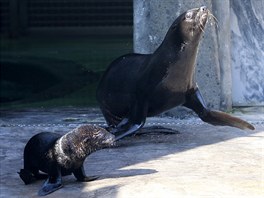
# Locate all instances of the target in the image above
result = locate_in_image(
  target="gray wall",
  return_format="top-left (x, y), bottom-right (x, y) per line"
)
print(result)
top-left (231, 0), bottom-right (264, 106)
top-left (133, 0), bottom-right (264, 112)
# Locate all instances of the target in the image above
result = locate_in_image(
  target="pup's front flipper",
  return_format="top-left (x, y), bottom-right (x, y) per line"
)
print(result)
top-left (82, 176), bottom-right (100, 182)
top-left (38, 176), bottom-right (62, 196)
top-left (73, 166), bottom-right (99, 182)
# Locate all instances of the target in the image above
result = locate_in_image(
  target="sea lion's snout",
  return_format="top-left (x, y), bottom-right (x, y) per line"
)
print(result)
top-left (193, 6), bottom-right (209, 31)
top-left (198, 6), bottom-right (208, 19)
top-left (77, 125), bottom-right (116, 148)
top-left (99, 131), bottom-right (116, 147)
top-left (103, 135), bottom-right (116, 146)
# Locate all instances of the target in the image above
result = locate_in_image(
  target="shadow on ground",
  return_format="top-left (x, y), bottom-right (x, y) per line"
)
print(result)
top-left (0, 108), bottom-right (263, 197)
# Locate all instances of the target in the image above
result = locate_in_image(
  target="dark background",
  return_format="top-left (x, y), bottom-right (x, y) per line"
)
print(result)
top-left (0, 0), bottom-right (133, 108)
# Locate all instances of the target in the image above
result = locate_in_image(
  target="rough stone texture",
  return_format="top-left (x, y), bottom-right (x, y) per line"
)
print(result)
top-left (0, 108), bottom-right (264, 197)
top-left (231, 0), bottom-right (264, 106)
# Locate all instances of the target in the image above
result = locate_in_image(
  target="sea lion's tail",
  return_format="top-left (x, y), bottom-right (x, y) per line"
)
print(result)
top-left (201, 110), bottom-right (255, 130)
top-left (18, 169), bottom-right (35, 185)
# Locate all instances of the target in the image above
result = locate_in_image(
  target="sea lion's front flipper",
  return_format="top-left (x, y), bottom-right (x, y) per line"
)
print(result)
top-left (184, 87), bottom-right (255, 130)
top-left (38, 167), bottom-right (62, 196)
top-left (38, 178), bottom-right (63, 196)
top-left (112, 99), bottom-right (148, 140)
top-left (73, 166), bottom-right (99, 182)
top-left (38, 177), bottom-right (62, 196)
top-left (113, 122), bottom-right (145, 141)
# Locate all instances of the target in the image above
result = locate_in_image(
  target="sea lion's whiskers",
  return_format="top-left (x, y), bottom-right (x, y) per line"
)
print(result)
top-left (208, 11), bottom-right (218, 29)
top-left (195, 11), bottom-right (201, 23)
top-left (209, 11), bottom-right (218, 23)
top-left (198, 17), bottom-right (205, 33)
top-left (199, 25), bottom-right (205, 33)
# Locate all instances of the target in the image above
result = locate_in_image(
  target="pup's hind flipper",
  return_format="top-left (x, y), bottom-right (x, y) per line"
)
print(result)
top-left (18, 169), bottom-right (35, 185)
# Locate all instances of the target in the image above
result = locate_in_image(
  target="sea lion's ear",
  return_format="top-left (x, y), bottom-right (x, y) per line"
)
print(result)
top-left (84, 137), bottom-right (90, 143)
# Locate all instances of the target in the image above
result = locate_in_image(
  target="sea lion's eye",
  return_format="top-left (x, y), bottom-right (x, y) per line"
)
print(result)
top-left (185, 12), bottom-right (193, 20)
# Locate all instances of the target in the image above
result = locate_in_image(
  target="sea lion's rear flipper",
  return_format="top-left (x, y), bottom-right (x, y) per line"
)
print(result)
top-left (18, 169), bottom-right (48, 185)
top-left (184, 87), bottom-right (254, 130)
top-left (18, 169), bottom-right (35, 185)
top-left (38, 166), bottom-right (62, 196)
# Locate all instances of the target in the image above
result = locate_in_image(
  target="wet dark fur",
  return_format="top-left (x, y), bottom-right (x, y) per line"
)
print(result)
top-left (18, 125), bottom-right (115, 196)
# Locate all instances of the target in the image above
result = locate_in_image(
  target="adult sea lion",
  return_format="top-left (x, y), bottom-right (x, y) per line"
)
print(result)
top-left (96, 6), bottom-right (254, 139)
top-left (18, 125), bottom-right (115, 196)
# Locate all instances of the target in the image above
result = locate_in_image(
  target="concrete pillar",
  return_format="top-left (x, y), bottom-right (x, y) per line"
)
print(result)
top-left (212, 0), bottom-right (232, 111)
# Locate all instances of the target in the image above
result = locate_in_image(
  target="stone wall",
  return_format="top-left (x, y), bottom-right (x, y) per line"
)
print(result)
top-left (133, 0), bottom-right (263, 114)
top-left (231, 0), bottom-right (264, 106)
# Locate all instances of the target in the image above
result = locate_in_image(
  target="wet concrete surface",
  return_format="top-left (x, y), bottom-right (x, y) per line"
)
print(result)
top-left (0, 108), bottom-right (263, 198)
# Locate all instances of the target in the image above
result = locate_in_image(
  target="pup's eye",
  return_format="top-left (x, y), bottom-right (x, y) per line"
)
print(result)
top-left (185, 12), bottom-right (193, 19)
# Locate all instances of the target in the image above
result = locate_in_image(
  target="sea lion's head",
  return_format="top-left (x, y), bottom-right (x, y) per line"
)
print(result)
top-left (165, 6), bottom-right (210, 46)
top-left (78, 125), bottom-right (116, 149)
top-left (64, 125), bottom-right (115, 158)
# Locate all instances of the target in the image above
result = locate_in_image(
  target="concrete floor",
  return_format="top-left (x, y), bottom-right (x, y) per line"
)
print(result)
top-left (0, 108), bottom-right (263, 198)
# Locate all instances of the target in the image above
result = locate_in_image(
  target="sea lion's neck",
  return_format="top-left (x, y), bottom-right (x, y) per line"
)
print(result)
top-left (155, 41), bottom-right (200, 90)
top-left (156, 39), bottom-right (199, 69)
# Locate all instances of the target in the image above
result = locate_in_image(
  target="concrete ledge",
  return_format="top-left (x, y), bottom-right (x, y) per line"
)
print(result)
top-left (0, 108), bottom-right (263, 197)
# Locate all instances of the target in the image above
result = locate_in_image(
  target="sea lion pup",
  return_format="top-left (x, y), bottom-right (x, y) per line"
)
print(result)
top-left (18, 125), bottom-right (115, 196)
top-left (96, 6), bottom-right (254, 139)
